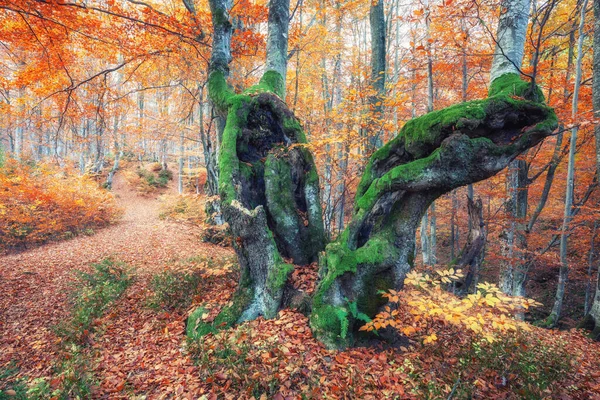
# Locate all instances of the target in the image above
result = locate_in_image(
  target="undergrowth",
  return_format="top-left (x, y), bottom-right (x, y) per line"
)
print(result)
top-left (0, 160), bottom-right (121, 251)
top-left (188, 328), bottom-right (286, 398)
top-left (401, 331), bottom-right (574, 399)
top-left (158, 194), bottom-right (206, 224)
top-left (124, 164), bottom-right (173, 195)
top-left (147, 270), bottom-right (203, 311)
top-left (54, 259), bottom-right (133, 344)
top-left (148, 256), bottom-right (236, 312)
top-left (41, 259), bottom-right (132, 399)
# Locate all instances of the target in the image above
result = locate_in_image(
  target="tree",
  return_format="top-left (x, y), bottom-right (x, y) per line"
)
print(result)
top-left (582, 0), bottom-right (600, 339)
top-left (547, 0), bottom-right (589, 327)
top-left (185, 0), bottom-right (559, 348)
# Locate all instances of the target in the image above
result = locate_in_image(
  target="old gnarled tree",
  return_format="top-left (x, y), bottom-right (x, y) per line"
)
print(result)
top-left (187, 0), bottom-right (558, 348)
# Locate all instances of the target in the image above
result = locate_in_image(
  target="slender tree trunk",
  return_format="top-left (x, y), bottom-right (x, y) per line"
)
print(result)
top-left (178, 128), bottom-right (185, 194)
top-left (585, 222), bottom-right (597, 316)
top-left (582, 0), bottom-right (600, 338)
top-left (490, 0), bottom-right (531, 82)
top-left (266, 0), bottom-right (290, 97)
top-left (458, 197), bottom-right (486, 294)
top-left (368, 0), bottom-right (385, 152)
top-left (420, 211), bottom-right (430, 265)
top-left (500, 159), bottom-right (528, 304)
top-left (548, 0), bottom-right (588, 327)
top-left (106, 114), bottom-right (121, 190)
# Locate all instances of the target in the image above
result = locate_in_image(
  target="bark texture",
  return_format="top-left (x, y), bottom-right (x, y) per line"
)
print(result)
top-left (490, 0), bottom-right (531, 81)
top-left (457, 196), bottom-right (486, 294)
top-left (310, 74), bottom-right (557, 347)
top-left (192, 70), bottom-right (325, 333)
top-left (368, 0), bottom-right (386, 151)
top-left (265, 0), bottom-right (290, 94)
top-left (585, 0), bottom-right (600, 338)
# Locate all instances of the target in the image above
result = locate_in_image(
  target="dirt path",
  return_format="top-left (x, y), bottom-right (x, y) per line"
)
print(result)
top-left (0, 173), bottom-right (233, 398)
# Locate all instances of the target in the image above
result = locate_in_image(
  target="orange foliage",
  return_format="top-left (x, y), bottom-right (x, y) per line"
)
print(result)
top-left (0, 160), bottom-right (121, 251)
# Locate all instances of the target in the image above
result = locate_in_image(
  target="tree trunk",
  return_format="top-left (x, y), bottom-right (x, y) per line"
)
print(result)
top-left (368, 0), bottom-right (385, 152)
top-left (457, 196), bottom-right (486, 294)
top-left (191, 0), bottom-right (558, 349)
top-left (311, 78), bottom-right (557, 347)
top-left (187, 0), bottom-right (326, 336)
top-left (490, 0), bottom-right (531, 82)
top-left (582, 0), bottom-right (600, 338)
top-left (547, 0), bottom-right (588, 327)
top-left (499, 159), bottom-right (528, 302)
top-left (265, 0), bottom-right (290, 97)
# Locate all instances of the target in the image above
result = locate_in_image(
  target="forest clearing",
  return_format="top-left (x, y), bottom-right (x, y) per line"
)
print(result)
top-left (2, 0), bottom-right (600, 398)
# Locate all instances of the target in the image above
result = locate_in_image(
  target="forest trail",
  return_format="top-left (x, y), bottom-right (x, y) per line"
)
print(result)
top-left (0, 172), bottom-right (233, 398)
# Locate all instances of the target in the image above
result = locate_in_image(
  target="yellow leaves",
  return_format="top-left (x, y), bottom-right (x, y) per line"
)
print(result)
top-left (401, 326), bottom-right (417, 336)
top-left (368, 266), bottom-right (544, 349)
top-left (423, 333), bottom-right (437, 344)
top-left (483, 294), bottom-right (500, 307)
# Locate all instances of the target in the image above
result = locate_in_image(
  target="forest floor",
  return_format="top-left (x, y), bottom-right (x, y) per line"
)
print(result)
top-left (2, 173), bottom-right (600, 399)
top-left (0, 173), bottom-right (234, 398)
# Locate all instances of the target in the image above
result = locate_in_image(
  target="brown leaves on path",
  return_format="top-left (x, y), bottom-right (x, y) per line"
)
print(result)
top-left (0, 173), bottom-right (232, 397)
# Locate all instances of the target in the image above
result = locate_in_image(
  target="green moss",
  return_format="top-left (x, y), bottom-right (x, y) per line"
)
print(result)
top-left (400, 100), bottom-right (487, 153)
top-left (310, 305), bottom-right (348, 338)
top-left (283, 116), bottom-right (308, 143)
top-left (264, 153), bottom-right (297, 224)
top-left (356, 273), bottom-right (391, 319)
top-left (356, 149), bottom-right (442, 212)
top-left (488, 73), bottom-right (544, 101)
top-left (265, 229), bottom-right (295, 296)
top-left (208, 70), bottom-right (234, 111)
top-left (187, 269), bottom-right (254, 339)
top-left (310, 228), bottom-right (399, 345)
top-left (258, 70), bottom-right (285, 97)
top-left (242, 71), bottom-right (285, 98)
top-left (218, 99), bottom-right (250, 204)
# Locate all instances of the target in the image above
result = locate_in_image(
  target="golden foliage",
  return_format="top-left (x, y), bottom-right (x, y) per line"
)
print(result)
top-left (0, 160), bottom-right (121, 250)
top-left (360, 268), bottom-right (542, 345)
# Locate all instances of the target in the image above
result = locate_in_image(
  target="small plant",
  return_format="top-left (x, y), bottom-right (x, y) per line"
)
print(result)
top-left (158, 194), bottom-right (206, 224)
top-left (189, 328), bottom-right (281, 397)
top-left (0, 364), bottom-right (28, 400)
top-left (449, 333), bottom-right (574, 399)
top-left (147, 270), bottom-right (203, 311)
top-left (42, 259), bottom-right (132, 399)
top-left (55, 259), bottom-right (132, 345)
top-left (361, 268), bottom-right (541, 344)
top-left (128, 166), bottom-right (172, 194)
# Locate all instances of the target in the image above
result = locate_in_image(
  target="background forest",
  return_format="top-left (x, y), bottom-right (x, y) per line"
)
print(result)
top-left (1, 0), bottom-right (600, 398)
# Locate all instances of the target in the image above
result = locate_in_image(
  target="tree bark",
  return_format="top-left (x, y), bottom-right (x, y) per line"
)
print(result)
top-left (265, 0), bottom-right (290, 97)
top-left (490, 0), bottom-right (531, 81)
top-left (311, 78), bottom-right (557, 347)
top-left (547, 0), bottom-right (588, 327)
top-left (499, 159), bottom-right (528, 302)
top-left (582, 0), bottom-right (600, 338)
top-left (457, 196), bottom-right (486, 294)
top-left (187, 0), bottom-right (326, 336)
top-left (192, 0), bottom-right (558, 349)
top-left (368, 0), bottom-right (386, 152)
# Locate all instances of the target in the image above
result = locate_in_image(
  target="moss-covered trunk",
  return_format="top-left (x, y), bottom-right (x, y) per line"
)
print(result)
top-left (187, 71), bottom-right (326, 338)
top-left (310, 74), bottom-right (557, 348)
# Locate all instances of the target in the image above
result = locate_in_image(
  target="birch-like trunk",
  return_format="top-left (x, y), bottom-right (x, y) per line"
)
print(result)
top-left (582, 0), bottom-right (600, 338)
top-left (490, 0), bottom-right (531, 82)
top-left (547, 0), bottom-right (588, 327)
